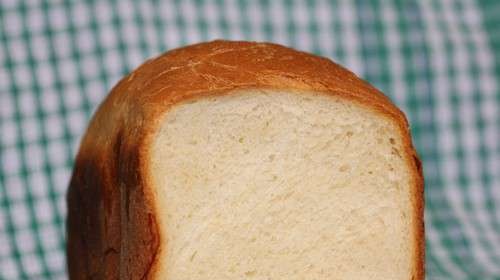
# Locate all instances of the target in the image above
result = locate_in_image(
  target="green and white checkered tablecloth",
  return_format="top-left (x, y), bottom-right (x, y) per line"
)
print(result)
top-left (1, 0), bottom-right (499, 279)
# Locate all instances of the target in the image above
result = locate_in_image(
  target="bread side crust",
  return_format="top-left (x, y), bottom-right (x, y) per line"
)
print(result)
top-left (67, 40), bottom-right (424, 279)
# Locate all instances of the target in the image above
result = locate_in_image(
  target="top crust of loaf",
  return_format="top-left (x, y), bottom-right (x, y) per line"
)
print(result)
top-left (66, 40), bottom-right (424, 279)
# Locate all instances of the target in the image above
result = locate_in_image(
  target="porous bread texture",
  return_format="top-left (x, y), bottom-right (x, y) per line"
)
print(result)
top-left (150, 89), bottom-right (413, 279)
top-left (66, 40), bottom-right (423, 280)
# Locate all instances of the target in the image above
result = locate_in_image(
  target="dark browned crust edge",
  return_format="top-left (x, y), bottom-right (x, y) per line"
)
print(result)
top-left (66, 40), bottom-right (424, 279)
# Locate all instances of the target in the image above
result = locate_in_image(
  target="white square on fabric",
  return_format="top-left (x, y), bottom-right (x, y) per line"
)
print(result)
top-left (2, 148), bottom-right (21, 176)
top-left (41, 90), bottom-right (60, 115)
top-left (0, 119), bottom-right (18, 147)
top-left (53, 167), bottom-right (70, 195)
top-left (47, 140), bottom-right (67, 167)
top-left (16, 229), bottom-right (36, 253)
top-left (4, 11), bottom-right (22, 37)
top-left (48, 5), bottom-right (67, 31)
top-left (11, 202), bottom-right (30, 229)
top-left (45, 250), bottom-right (64, 272)
top-left (21, 253), bottom-right (42, 275)
top-left (36, 63), bottom-right (54, 89)
top-left (29, 171), bottom-right (49, 198)
top-left (0, 258), bottom-right (20, 279)
top-left (39, 225), bottom-right (59, 251)
top-left (27, 7), bottom-right (45, 33)
top-left (34, 200), bottom-right (53, 224)
top-left (45, 114), bottom-right (64, 139)
top-left (22, 119), bottom-right (40, 144)
top-left (5, 176), bottom-right (25, 201)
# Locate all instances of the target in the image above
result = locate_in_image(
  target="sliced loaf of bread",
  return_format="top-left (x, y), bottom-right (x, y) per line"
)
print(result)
top-left (67, 40), bottom-right (424, 280)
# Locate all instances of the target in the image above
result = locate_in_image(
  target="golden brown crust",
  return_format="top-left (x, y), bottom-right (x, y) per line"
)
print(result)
top-left (67, 40), bottom-right (424, 279)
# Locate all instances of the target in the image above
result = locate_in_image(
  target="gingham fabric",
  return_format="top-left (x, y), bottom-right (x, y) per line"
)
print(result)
top-left (0, 0), bottom-right (499, 279)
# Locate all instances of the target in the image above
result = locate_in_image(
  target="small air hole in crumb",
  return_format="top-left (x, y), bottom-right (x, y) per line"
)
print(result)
top-left (190, 251), bottom-right (197, 261)
top-left (245, 270), bottom-right (257, 277)
top-left (339, 165), bottom-right (350, 172)
top-left (244, 149), bottom-right (249, 154)
top-left (346, 131), bottom-right (353, 137)
top-left (368, 171), bottom-right (373, 174)
top-left (389, 138), bottom-right (396, 144)
top-left (391, 148), bottom-right (401, 157)
top-left (239, 137), bottom-right (245, 143)
top-left (268, 154), bottom-right (275, 161)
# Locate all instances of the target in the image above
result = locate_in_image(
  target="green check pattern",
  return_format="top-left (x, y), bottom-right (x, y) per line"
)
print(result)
top-left (1, 0), bottom-right (499, 279)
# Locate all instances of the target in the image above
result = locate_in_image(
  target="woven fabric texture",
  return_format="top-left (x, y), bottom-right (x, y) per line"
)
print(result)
top-left (1, 0), bottom-right (499, 279)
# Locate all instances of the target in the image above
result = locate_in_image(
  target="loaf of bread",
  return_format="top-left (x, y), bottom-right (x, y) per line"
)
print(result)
top-left (66, 40), bottom-right (424, 279)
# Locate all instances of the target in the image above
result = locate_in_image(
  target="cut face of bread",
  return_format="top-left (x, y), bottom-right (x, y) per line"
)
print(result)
top-left (150, 90), bottom-right (414, 279)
